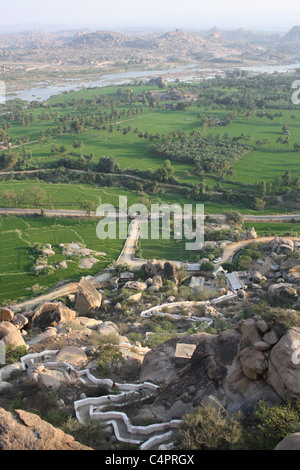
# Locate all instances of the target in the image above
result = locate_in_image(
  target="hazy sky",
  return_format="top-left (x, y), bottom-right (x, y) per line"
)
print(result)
top-left (2, 0), bottom-right (300, 31)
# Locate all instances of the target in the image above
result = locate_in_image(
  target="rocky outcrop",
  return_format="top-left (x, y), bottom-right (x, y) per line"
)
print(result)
top-left (163, 261), bottom-right (178, 283)
top-left (244, 227), bottom-right (257, 239)
top-left (145, 320), bottom-right (300, 420)
top-left (54, 346), bottom-right (87, 367)
top-left (144, 259), bottom-right (164, 276)
top-left (75, 277), bottom-right (102, 315)
top-left (140, 334), bottom-right (205, 385)
top-left (0, 407), bottom-right (92, 450)
top-left (270, 237), bottom-right (295, 255)
top-left (0, 307), bottom-right (14, 322)
top-left (0, 321), bottom-right (27, 348)
top-left (268, 283), bottom-right (298, 298)
top-left (280, 258), bottom-right (300, 284)
top-left (31, 302), bottom-right (76, 330)
top-left (149, 329), bottom-right (242, 419)
top-left (123, 281), bottom-right (148, 291)
top-left (267, 328), bottom-right (300, 399)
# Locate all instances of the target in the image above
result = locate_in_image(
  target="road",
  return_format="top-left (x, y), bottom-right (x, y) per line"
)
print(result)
top-left (1, 206), bottom-right (300, 221)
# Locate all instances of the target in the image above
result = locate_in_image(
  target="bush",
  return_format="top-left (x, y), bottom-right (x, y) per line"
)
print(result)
top-left (61, 418), bottom-right (105, 450)
top-left (96, 334), bottom-right (124, 375)
top-left (5, 345), bottom-right (28, 364)
top-left (178, 404), bottom-right (243, 450)
top-left (200, 261), bottom-right (214, 272)
top-left (260, 306), bottom-right (300, 331)
top-left (245, 400), bottom-right (300, 450)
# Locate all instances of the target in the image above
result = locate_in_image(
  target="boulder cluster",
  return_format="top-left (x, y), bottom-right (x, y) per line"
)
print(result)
top-left (142, 319), bottom-right (300, 420)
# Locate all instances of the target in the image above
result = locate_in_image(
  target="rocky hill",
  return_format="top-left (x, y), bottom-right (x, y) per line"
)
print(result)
top-left (70, 30), bottom-right (132, 48)
top-left (0, 26), bottom-right (298, 65)
top-left (282, 25), bottom-right (300, 42)
top-left (0, 234), bottom-right (300, 450)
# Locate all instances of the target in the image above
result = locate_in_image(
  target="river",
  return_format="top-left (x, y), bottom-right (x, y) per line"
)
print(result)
top-left (5, 62), bottom-right (300, 103)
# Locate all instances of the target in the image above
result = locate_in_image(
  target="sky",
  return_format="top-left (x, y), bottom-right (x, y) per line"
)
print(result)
top-left (1, 0), bottom-right (300, 32)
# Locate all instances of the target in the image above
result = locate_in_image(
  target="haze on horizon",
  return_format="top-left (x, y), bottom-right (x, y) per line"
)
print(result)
top-left (0, 0), bottom-right (299, 33)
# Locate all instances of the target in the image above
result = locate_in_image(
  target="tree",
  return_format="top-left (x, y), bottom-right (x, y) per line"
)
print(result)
top-left (0, 151), bottom-right (18, 170)
top-left (82, 200), bottom-right (95, 216)
top-left (0, 129), bottom-right (10, 145)
top-left (96, 156), bottom-right (119, 173)
top-left (28, 186), bottom-right (47, 207)
top-left (253, 197), bottom-right (266, 212)
top-left (2, 189), bottom-right (17, 207)
top-left (224, 210), bottom-right (244, 226)
top-left (155, 159), bottom-right (175, 182)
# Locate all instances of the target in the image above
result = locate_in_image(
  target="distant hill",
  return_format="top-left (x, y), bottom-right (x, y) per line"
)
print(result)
top-left (0, 26), bottom-right (298, 66)
top-left (282, 25), bottom-right (300, 42)
top-left (70, 30), bottom-right (131, 48)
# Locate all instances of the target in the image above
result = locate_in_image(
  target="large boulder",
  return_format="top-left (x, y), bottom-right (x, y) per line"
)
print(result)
top-left (75, 278), bottom-right (102, 315)
top-left (97, 321), bottom-right (119, 337)
top-left (140, 334), bottom-right (204, 385)
top-left (150, 329), bottom-right (242, 420)
top-left (144, 259), bottom-right (164, 276)
top-left (36, 369), bottom-right (68, 391)
top-left (267, 328), bottom-right (300, 400)
top-left (31, 302), bottom-right (76, 330)
top-left (275, 433), bottom-right (300, 450)
top-left (0, 308), bottom-right (14, 322)
top-left (268, 283), bottom-right (298, 298)
top-left (163, 261), bottom-right (178, 283)
top-left (123, 281), bottom-right (148, 291)
top-left (54, 346), bottom-right (87, 367)
top-left (12, 314), bottom-right (29, 330)
top-left (270, 237), bottom-right (294, 255)
top-left (239, 347), bottom-right (267, 380)
top-left (280, 259), bottom-right (300, 284)
top-left (0, 321), bottom-right (17, 338)
top-left (0, 321), bottom-right (26, 348)
top-left (0, 407), bottom-right (92, 450)
top-left (245, 227), bottom-right (257, 239)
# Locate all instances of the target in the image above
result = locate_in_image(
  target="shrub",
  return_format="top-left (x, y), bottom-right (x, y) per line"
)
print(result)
top-left (260, 306), bottom-right (300, 331)
top-left (61, 418), bottom-right (105, 450)
top-left (245, 400), bottom-right (300, 450)
top-left (96, 334), bottom-right (124, 375)
top-left (178, 404), bottom-right (243, 450)
top-left (200, 261), bottom-right (214, 272)
top-left (5, 345), bottom-right (28, 364)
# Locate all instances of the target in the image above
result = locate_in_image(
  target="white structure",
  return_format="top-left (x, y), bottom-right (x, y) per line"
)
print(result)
top-left (225, 272), bottom-right (243, 292)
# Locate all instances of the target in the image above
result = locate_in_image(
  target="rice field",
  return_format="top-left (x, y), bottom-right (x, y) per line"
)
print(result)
top-left (0, 216), bottom-right (124, 304)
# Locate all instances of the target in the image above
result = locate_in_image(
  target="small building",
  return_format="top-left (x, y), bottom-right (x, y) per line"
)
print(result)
top-left (186, 263), bottom-right (201, 272)
top-left (225, 272), bottom-right (243, 292)
top-left (174, 343), bottom-right (197, 366)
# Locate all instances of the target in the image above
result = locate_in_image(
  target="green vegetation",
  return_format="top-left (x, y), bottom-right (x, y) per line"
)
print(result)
top-left (96, 334), bottom-right (124, 375)
top-left (1, 73), bottom-right (300, 215)
top-left (177, 399), bottom-right (300, 450)
top-left (0, 215), bottom-right (124, 303)
top-left (1, 74), bottom-right (300, 302)
top-left (178, 404), bottom-right (243, 450)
